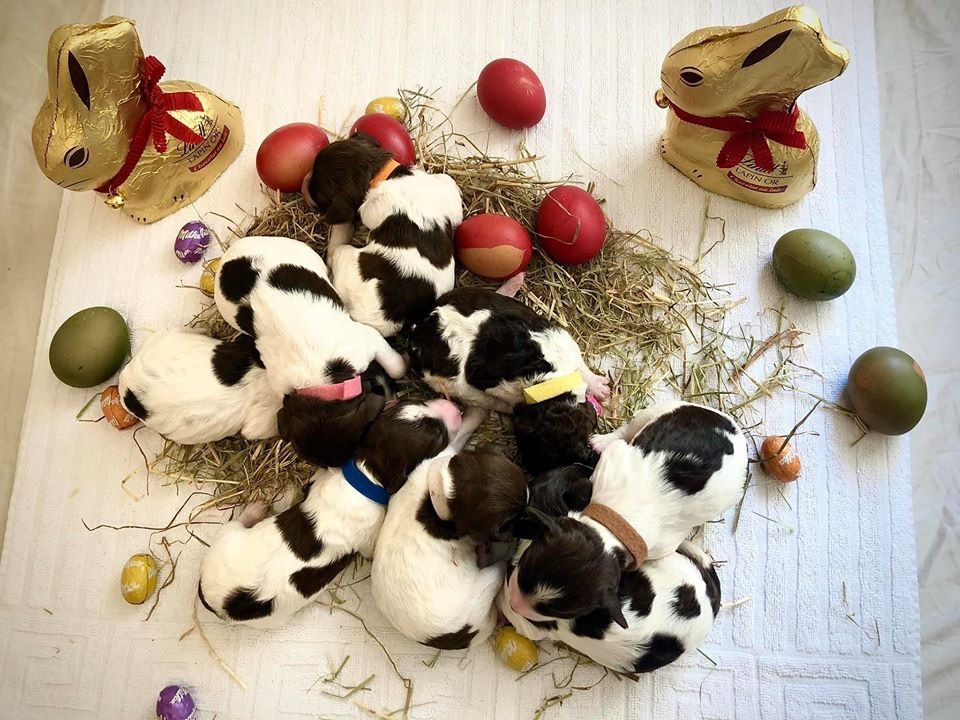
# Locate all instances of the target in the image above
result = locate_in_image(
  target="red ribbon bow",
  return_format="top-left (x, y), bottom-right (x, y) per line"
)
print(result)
top-left (667, 101), bottom-right (806, 172)
top-left (97, 56), bottom-right (205, 194)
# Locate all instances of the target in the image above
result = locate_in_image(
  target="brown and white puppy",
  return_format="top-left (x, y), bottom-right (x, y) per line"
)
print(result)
top-left (198, 399), bottom-right (461, 628)
top-left (372, 410), bottom-right (529, 649)
top-left (505, 402), bottom-right (746, 629)
top-left (214, 235), bottom-right (406, 467)
top-left (406, 280), bottom-right (610, 473)
top-left (303, 134), bottom-right (462, 336)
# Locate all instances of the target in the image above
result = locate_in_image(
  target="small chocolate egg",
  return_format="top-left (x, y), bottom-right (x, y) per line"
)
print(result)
top-left (101, 385), bottom-right (138, 430)
top-left (174, 221), bottom-right (212, 264)
top-left (760, 436), bottom-right (801, 483)
top-left (495, 627), bottom-right (539, 672)
top-left (365, 96), bottom-right (407, 122)
top-left (49, 307), bottom-right (130, 388)
top-left (200, 258), bottom-right (221, 297)
top-left (121, 553), bottom-right (158, 605)
top-left (156, 685), bottom-right (197, 720)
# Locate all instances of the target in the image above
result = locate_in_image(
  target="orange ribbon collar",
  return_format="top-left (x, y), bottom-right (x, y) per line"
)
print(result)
top-left (369, 158), bottom-right (401, 189)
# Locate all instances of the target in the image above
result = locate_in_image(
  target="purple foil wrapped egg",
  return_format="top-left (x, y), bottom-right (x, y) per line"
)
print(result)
top-left (156, 685), bottom-right (197, 720)
top-left (174, 221), bottom-right (212, 264)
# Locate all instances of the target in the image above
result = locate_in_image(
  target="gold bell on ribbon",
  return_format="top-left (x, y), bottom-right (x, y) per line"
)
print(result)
top-left (104, 192), bottom-right (125, 209)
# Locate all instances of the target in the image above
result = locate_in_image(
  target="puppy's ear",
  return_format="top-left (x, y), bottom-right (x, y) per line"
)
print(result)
top-left (605, 592), bottom-right (628, 629)
top-left (512, 507), bottom-right (555, 540)
top-left (325, 194), bottom-right (356, 225)
top-left (561, 474), bottom-right (593, 512)
top-left (427, 456), bottom-right (454, 520)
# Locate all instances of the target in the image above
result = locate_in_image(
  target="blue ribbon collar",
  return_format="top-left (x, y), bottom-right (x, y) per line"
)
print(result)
top-left (342, 458), bottom-right (390, 506)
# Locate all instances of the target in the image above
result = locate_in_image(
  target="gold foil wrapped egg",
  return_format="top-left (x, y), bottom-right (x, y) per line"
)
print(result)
top-left (121, 553), bottom-right (158, 604)
top-left (200, 258), bottom-right (220, 296)
top-left (365, 96), bottom-right (407, 122)
top-left (495, 627), bottom-right (538, 672)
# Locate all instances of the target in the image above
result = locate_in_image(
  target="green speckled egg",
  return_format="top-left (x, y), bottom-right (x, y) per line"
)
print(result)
top-left (772, 229), bottom-right (856, 301)
top-left (847, 347), bottom-right (927, 435)
top-left (49, 307), bottom-right (129, 388)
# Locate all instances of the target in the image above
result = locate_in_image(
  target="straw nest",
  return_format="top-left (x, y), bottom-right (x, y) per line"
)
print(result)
top-left (158, 88), bottom-right (803, 514)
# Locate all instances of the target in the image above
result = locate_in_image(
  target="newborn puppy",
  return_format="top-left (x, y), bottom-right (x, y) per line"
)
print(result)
top-left (407, 281), bottom-right (610, 472)
top-left (214, 235), bottom-right (406, 466)
top-left (303, 134), bottom-right (462, 336)
top-left (119, 328), bottom-right (281, 444)
top-left (198, 399), bottom-right (461, 628)
top-left (372, 411), bottom-right (528, 649)
top-left (499, 540), bottom-right (720, 673)
top-left (506, 401), bottom-right (746, 627)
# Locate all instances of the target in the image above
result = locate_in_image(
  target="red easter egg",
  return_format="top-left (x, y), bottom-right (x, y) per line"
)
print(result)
top-left (477, 59), bottom-right (546, 130)
top-left (536, 186), bottom-right (606, 265)
top-left (455, 214), bottom-right (533, 280)
top-left (256, 123), bottom-right (330, 192)
top-left (350, 113), bottom-right (416, 166)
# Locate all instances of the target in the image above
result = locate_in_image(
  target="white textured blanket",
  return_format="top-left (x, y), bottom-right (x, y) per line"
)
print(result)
top-left (0, 1), bottom-right (920, 718)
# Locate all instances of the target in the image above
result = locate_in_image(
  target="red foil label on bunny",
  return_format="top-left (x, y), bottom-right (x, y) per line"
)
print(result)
top-left (655, 6), bottom-right (849, 209)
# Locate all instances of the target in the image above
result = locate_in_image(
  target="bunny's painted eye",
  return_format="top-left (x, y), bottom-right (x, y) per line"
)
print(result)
top-left (64, 146), bottom-right (89, 169)
top-left (679, 67), bottom-right (704, 87)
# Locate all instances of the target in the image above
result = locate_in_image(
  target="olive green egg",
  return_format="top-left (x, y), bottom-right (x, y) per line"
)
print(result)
top-left (49, 307), bottom-right (130, 388)
top-left (772, 229), bottom-right (856, 301)
top-left (847, 346), bottom-right (927, 435)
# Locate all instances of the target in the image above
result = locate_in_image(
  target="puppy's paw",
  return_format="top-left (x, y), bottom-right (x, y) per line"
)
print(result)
top-left (586, 373), bottom-right (611, 402)
top-left (238, 501), bottom-right (269, 528)
top-left (589, 432), bottom-right (619, 455)
top-left (496, 272), bottom-right (525, 298)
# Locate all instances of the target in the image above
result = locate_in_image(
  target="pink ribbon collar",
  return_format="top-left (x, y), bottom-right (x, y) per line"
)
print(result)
top-left (296, 375), bottom-right (362, 402)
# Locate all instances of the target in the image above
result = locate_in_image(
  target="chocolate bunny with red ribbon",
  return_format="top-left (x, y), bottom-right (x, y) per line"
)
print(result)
top-left (656, 6), bottom-right (849, 208)
top-left (31, 16), bottom-right (243, 223)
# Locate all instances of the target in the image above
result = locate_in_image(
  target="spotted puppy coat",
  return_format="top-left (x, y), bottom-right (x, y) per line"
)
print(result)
top-left (213, 235), bottom-right (406, 466)
top-left (506, 402), bottom-right (746, 627)
top-left (501, 540), bottom-right (720, 673)
top-left (498, 465), bottom-right (720, 673)
top-left (372, 410), bottom-right (528, 649)
top-left (407, 285), bottom-right (610, 471)
top-left (119, 328), bottom-right (281, 444)
top-left (198, 400), bottom-right (462, 628)
top-left (304, 135), bottom-right (462, 336)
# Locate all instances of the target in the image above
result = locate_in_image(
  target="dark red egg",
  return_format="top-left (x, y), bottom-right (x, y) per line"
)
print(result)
top-left (350, 113), bottom-right (416, 166)
top-left (536, 186), bottom-right (606, 265)
top-left (477, 58), bottom-right (546, 130)
top-left (455, 214), bottom-right (533, 280)
top-left (256, 123), bottom-right (329, 193)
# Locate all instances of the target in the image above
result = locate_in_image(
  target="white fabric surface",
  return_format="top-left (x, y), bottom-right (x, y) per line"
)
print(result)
top-left (0, 1), bottom-right (922, 718)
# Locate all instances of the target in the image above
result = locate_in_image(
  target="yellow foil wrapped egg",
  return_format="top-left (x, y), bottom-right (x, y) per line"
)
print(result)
top-left (200, 258), bottom-right (221, 296)
top-left (121, 553), bottom-right (158, 604)
top-left (365, 96), bottom-right (407, 122)
top-left (495, 627), bottom-right (538, 672)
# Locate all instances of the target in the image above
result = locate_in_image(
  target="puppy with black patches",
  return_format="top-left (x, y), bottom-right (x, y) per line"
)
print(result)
top-left (118, 328), bottom-right (281, 444)
top-left (505, 401), bottom-right (745, 628)
top-left (372, 409), bottom-right (528, 650)
top-left (198, 399), bottom-right (462, 628)
top-left (214, 235), bottom-right (407, 466)
top-left (499, 539), bottom-right (720, 673)
top-left (303, 134), bottom-right (462, 336)
top-left (407, 279), bottom-right (610, 472)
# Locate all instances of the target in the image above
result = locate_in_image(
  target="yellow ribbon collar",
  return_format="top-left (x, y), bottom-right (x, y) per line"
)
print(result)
top-left (522, 371), bottom-right (584, 405)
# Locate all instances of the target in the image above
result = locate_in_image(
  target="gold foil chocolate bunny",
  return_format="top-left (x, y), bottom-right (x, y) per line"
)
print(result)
top-left (31, 16), bottom-right (243, 224)
top-left (656, 6), bottom-right (849, 208)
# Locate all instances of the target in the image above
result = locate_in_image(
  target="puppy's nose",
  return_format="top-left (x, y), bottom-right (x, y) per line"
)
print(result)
top-left (425, 399), bottom-right (462, 433)
top-left (301, 171), bottom-right (316, 207)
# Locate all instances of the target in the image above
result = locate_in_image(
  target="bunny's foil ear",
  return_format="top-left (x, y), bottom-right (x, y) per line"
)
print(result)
top-left (741, 29), bottom-right (791, 68)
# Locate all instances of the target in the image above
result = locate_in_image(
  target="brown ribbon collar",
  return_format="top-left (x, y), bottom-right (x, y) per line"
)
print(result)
top-left (369, 158), bottom-right (401, 189)
top-left (581, 503), bottom-right (648, 569)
